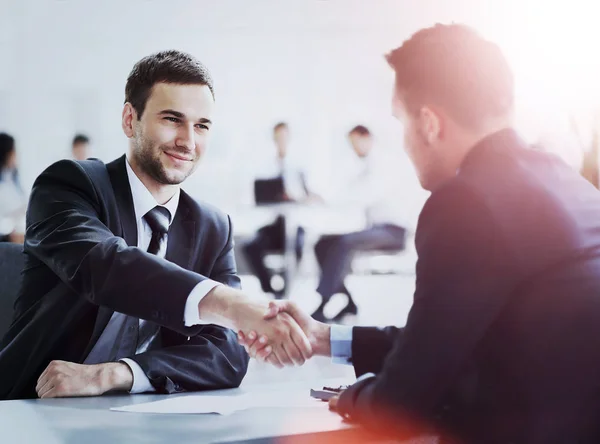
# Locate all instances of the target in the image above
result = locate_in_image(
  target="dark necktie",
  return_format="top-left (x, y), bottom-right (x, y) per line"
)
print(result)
top-left (144, 206), bottom-right (171, 256)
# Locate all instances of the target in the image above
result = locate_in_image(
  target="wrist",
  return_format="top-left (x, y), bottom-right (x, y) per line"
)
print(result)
top-left (197, 285), bottom-right (251, 330)
top-left (312, 322), bottom-right (332, 357)
top-left (102, 362), bottom-right (133, 393)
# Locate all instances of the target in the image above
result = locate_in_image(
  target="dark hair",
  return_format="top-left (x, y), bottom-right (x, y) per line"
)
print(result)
top-left (349, 125), bottom-right (371, 137)
top-left (0, 132), bottom-right (15, 169)
top-left (125, 50), bottom-right (215, 119)
top-left (72, 134), bottom-right (90, 146)
top-left (273, 122), bottom-right (288, 133)
top-left (386, 24), bottom-right (514, 129)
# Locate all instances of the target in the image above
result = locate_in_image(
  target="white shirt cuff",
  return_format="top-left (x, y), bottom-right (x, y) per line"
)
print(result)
top-left (330, 325), bottom-right (353, 365)
top-left (120, 358), bottom-right (155, 394)
top-left (184, 280), bottom-right (222, 326)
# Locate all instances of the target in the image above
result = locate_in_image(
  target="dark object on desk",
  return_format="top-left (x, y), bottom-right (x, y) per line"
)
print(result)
top-left (310, 385), bottom-right (349, 402)
top-left (0, 242), bottom-right (25, 341)
top-left (254, 176), bottom-right (286, 204)
top-left (310, 389), bottom-right (338, 402)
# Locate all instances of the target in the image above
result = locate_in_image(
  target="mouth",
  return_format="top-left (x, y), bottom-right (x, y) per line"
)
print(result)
top-left (164, 151), bottom-right (193, 162)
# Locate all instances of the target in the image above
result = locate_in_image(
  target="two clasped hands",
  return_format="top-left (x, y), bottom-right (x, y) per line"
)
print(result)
top-left (235, 300), bottom-right (343, 411)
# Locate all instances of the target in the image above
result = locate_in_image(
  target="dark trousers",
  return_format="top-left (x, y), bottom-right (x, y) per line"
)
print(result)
top-left (242, 215), bottom-right (304, 294)
top-left (314, 224), bottom-right (406, 304)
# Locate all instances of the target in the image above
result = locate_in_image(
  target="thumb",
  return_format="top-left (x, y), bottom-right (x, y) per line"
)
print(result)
top-left (263, 300), bottom-right (293, 319)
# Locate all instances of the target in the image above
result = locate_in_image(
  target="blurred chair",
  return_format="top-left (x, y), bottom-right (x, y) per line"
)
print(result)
top-left (0, 242), bottom-right (24, 340)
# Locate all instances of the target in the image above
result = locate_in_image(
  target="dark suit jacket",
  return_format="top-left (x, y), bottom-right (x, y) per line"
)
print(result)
top-left (338, 129), bottom-right (600, 443)
top-left (0, 155), bottom-right (249, 400)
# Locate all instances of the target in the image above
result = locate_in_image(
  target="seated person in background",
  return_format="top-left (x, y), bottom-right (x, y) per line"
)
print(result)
top-left (0, 50), bottom-right (310, 400)
top-left (240, 24), bottom-right (600, 443)
top-left (243, 122), bottom-right (319, 298)
top-left (312, 125), bottom-right (406, 322)
top-left (71, 133), bottom-right (91, 161)
top-left (0, 133), bottom-right (26, 244)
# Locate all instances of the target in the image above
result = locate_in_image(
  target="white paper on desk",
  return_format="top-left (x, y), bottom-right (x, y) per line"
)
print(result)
top-left (111, 391), bottom-right (324, 415)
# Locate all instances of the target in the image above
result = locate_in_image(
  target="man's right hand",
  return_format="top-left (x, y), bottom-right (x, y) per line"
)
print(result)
top-left (197, 286), bottom-right (313, 368)
top-left (238, 300), bottom-right (331, 365)
top-left (233, 302), bottom-right (313, 368)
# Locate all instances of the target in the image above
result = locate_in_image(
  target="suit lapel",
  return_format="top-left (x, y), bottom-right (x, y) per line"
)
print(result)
top-left (106, 155), bottom-right (138, 248)
top-left (83, 155), bottom-right (138, 359)
top-left (166, 194), bottom-right (196, 269)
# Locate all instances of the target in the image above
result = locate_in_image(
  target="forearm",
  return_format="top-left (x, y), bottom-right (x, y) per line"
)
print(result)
top-left (130, 328), bottom-right (250, 393)
top-left (197, 285), bottom-right (261, 330)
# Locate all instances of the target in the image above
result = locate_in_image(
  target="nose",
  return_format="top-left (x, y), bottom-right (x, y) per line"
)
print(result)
top-left (175, 124), bottom-right (195, 152)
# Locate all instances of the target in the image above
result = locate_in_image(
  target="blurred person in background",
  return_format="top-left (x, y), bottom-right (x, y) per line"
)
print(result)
top-left (0, 132), bottom-right (26, 243)
top-left (242, 122), bottom-right (319, 298)
top-left (312, 125), bottom-right (406, 322)
top-left (241, 24), bottom-right (600, 443)
top-left (71, 134), bottom-right (91, 161)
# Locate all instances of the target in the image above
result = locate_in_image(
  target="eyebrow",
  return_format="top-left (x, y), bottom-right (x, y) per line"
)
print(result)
top-left (158, 109), bottom-right (212, 125)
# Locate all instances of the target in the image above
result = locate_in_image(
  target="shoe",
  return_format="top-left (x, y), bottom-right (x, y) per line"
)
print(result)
top-left (331, 301), bottom-right (358, 323)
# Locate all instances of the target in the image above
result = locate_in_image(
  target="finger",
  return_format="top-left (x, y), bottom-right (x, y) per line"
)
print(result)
top-left (263, 302), bottom-right (280, 319)
top-left (274, 343), bottom-right (295, 366)
top-left (237, 331), bottom-right (247, 346)
top-left (277, 343), bottom-right (296, 367)
top-left (37, 378), bottom-right (55, 399)
top-left (40, 386), bottom-right (60, 399)
top-left (287, 321), bottom-right (312, 362)
top-left (283, 333), bottom-right (305, 366)
top-left (248, 335), bottom-right (269, 358)
top-left (37, 362), bottom-right (53, 387)
top-left (256, 345), bottom-right (273, 361)
top-left (36, 369), bottom-right (53, 394)
top-left (266, 353), bottom-right (284, 369)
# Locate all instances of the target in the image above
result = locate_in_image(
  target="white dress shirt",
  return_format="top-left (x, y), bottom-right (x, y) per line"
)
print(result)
top-left (85, 158), bottom-right (220, 393)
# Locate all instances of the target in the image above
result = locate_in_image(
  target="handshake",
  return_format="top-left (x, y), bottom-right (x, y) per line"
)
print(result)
top-left (235, 300), bottom-right (332, 368)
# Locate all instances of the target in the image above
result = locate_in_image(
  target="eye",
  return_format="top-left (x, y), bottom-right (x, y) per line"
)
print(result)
top-left (164, 117), bottom-right (180, 123)
top-left (195, 124), bottom-right (209, 130)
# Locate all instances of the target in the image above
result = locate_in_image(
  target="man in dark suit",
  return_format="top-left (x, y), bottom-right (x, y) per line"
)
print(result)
top-left (239, 25), bottom-right (600, 443)
top-left (0, 50), bottom-right (310, 400)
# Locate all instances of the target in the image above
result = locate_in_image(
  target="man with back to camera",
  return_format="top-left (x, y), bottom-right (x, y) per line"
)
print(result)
top-left (240, 24), bottom-right (600, 443)
top-left (0, 50), bottom-right (311, 400)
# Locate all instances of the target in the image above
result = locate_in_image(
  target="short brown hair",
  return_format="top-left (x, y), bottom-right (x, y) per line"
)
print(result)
top-left (273, 122), bottom-right (288, 133)
top-left (386, 24), bottom-right (514, 129)
top-left (125, 50), bottom-right (214, 119)
top-left (349, 125), bottom-right (371, 137)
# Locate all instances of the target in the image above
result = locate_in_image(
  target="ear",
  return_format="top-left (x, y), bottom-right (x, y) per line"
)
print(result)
top-left (419, 106), bottom-right (443, 145)
top-left (121, 103), bottom-right (137, 139)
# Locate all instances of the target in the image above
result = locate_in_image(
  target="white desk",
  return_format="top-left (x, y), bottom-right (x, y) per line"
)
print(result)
top-left (0, 379), bottom-right (392, 444)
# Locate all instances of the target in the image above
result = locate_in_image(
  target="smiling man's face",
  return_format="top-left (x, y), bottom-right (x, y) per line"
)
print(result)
top-left (128, 82), bottom-right (214, 185)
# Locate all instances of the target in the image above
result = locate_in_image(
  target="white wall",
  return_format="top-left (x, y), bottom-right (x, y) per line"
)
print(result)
top-left (0, 0), bottom-right (595, 224)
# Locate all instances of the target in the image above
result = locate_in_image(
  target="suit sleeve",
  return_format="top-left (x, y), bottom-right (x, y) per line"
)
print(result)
top-left (351, 326), bottom-right (404, 377)
top-left (125, 212), bottom-right (249, 392)
top-left (337, 182), bottom-right (521, 436)
top-left (25, 160), bottom-right (209, 335)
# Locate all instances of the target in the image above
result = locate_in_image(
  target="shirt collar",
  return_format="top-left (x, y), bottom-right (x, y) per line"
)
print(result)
top-left (125, 157), bottom-right (180, 226)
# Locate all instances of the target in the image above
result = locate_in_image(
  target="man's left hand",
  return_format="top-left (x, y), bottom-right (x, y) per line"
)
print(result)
top-left (328, 395), bottom-right (340, 411)
top-left (36, 360), bottom-right (133, 399)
